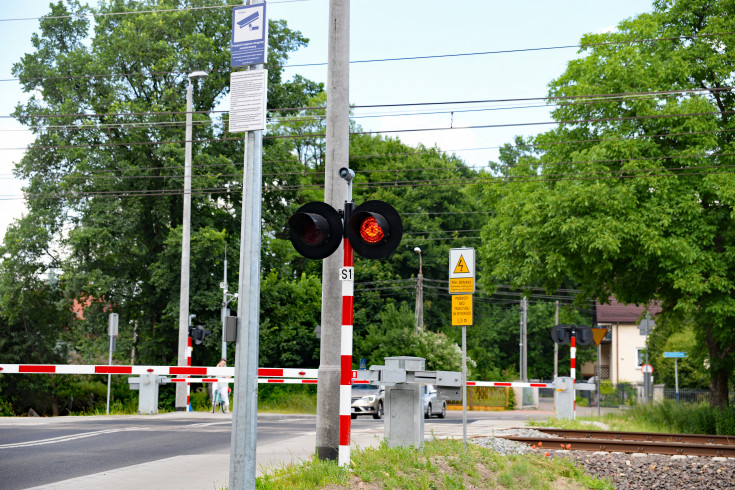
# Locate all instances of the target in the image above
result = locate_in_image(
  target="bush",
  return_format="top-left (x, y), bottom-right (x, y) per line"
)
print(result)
top-left (258, 384), bottom-right (317, 414)
top-left (628, 401), bottom-right (735, 435)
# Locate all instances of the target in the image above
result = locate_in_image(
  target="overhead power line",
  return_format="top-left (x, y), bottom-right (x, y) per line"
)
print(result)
top-left (3, 86), bottom-right (725, 133)
top-left (5, 156), bottom-right (735, 202)
top-left (1, 108), bottom-right (731, 152)
top-left (1, 28), bottom-right (732, 83)
top-left (0, 0), bottom-right (308, 23)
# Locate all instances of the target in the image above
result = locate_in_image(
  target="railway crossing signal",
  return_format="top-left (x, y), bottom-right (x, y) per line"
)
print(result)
top-left (189, 325), bottom-right (211, 345)
top-left (345, 200), bottom-right (403, 259)
top-left (551, 324), bottom-right (593, 346)
top-left (288, 202), bottom-right (344, 259)
top-left (287, 200), bottom-right (402, 260)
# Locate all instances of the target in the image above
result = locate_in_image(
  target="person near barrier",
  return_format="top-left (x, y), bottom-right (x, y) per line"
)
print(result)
top-left (214, 359), bottom-right (231, 413)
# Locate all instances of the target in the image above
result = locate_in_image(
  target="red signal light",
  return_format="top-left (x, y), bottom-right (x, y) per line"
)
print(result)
top-left (359, 217), bottom-right (385, 244)
top-left (346, 200), bottom-right (403, 259)
top-left (302, 221), bottom-right (325, 245)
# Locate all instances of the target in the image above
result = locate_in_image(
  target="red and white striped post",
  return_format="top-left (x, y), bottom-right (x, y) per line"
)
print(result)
top-left (186, 336), bottom-right (192, 410)
top-left (570, 328), bottom-right (576, 419)
top-left (338, 237), bottom-right (354, 466)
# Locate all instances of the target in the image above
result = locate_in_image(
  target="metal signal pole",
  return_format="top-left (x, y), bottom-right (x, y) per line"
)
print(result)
top-left (316, 0), bottom-right (350, 462)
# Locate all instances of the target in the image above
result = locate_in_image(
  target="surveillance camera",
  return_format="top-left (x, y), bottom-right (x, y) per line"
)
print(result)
top-left (338, 167), bottom-right (355, 182)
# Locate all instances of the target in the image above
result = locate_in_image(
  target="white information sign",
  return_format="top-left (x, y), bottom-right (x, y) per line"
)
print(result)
top-left (448, 247), bottom-right (475, 294)
top-left (229, 70), bottom-right (268, 133)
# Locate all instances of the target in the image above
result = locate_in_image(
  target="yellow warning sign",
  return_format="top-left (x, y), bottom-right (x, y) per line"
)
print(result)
top-left (449, 248), bottom-right (475, 294)
top-left (452, 294), bottom-right (473, 326)
top-left (449, 278), bottom-right (474, 294)
top-left (591, 327), bottom-right (608, 346)
top-left (453, 255), bottom-right (470, 274)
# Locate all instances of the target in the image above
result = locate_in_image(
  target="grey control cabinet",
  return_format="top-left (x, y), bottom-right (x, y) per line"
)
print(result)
top-left (554, 377), bottom-right (596, 420)
top-left (357, 356), bottom-right (461, 449)
top-left (554, 376), bottom-right (574, 420)
top-left (384, 358), bottom-right (426, 448)
top-left (128, 374), bottom-right (169, 414)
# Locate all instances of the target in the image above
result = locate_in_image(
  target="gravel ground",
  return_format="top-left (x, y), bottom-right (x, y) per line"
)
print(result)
top-left (551, 451), bottom-right (735, 489)
top-left (471, 430), bottom-right (735, 488)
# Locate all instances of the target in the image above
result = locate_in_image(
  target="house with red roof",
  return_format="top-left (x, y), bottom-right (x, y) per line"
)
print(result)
top-left (580, 298), bottom-right (661, 384)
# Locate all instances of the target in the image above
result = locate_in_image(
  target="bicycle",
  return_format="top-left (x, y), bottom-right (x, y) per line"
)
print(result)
top-left (212, 387), bottom-right (227, 413)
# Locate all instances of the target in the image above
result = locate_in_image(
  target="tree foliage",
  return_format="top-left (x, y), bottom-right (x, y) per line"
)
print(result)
top-left (479, 0), bottom-right (735, 406)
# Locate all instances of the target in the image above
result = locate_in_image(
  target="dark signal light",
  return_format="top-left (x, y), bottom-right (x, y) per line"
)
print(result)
top-left (287, 202), bottom-right (343, 259)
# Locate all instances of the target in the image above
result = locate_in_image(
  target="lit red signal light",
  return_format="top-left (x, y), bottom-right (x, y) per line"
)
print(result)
top-left (359, 216), bottom-right (385, 244)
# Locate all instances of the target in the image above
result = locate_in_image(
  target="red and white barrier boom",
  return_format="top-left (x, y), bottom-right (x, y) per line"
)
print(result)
top-left (0, 364), bottom-right (318, 378)
top-left (0, 364), bottom-right (559, 389)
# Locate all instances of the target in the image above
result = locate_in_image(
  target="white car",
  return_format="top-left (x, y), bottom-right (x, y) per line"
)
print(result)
top-left (422, 384), bottom-right (447, 419)
top-left (351, 384), bottom-right (385, 419)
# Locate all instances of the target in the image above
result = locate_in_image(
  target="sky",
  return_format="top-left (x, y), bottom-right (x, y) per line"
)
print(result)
top-left (0, 0), bottom-right (654, 242)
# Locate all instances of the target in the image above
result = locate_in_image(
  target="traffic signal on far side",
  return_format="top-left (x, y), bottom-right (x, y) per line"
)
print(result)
top-left (189, 325), bottom-right (212, 345)
top-left (287, 201), bottom-right (343, 259)
top-left (346, 200), bottom-right (403, 259)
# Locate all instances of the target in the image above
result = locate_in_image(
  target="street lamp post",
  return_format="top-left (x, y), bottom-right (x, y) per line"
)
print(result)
top-left (414, 247), bottom-right (423, 333)
top-left (176, 70), bottom-right (208, 411)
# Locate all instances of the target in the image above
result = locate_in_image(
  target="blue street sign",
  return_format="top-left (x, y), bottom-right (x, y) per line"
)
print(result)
top-left (359, 358), bottom-right (367, 370)
top-left (231, 4), bottom-right (268, 67)
top-left (663, 351), bottom-right (687, 358)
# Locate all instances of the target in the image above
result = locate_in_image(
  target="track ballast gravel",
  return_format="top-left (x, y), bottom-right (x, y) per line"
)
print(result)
top-left (471, 431), bottom-right (735, 488)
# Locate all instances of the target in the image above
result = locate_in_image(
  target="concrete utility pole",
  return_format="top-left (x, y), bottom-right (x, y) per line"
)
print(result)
top-left (176, 70), bottom-right (208, 411)
top-left (519, 297), bottom-right (528, 381)
top-left (316, 0), bottom-right (350, 461)
top-left (554, 300), bottom-right (559, 380)
top-left (414, 247), bottom-right (424, 333)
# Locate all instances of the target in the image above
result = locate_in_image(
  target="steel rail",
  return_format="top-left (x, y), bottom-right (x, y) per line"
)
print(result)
top-left (499, 434), bottom-right (735, 457)
top-left (528, 428), bottom-right (735, 446)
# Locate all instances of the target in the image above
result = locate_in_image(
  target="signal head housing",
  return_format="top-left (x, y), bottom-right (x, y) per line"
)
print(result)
top-left (287, 201), bottom-right (343, 259)
top-left (346, 200), bottom-right (403, 259)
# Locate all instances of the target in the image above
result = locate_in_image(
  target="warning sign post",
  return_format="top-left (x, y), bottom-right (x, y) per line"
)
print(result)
top-left (449, 248), bottom-right (475, 294)
top-left (448, 247), bottom-right (475, 450)
top-left (452, 294), bottom-right (473, 326)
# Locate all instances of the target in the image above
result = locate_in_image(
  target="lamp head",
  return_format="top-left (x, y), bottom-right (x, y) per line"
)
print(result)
top-left (188, 70), bottom-right (209, 80)
top-left (413, 247), bottom-right (421, 254)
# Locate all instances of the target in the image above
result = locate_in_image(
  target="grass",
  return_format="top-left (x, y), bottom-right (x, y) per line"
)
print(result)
top-left (529, 400), bottom-right (735, 436)
top-left (255, 439), bottom-right (612, 489)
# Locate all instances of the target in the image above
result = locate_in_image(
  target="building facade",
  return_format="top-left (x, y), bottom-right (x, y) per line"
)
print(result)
top-left (580, 299), bottom-right (661, 384)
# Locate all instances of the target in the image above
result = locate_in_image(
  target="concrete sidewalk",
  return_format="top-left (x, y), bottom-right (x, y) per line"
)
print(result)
top-left (27, 410), bottom-right (543, 490)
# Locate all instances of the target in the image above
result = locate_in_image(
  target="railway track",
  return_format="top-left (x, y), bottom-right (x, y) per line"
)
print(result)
top-left (498, 428), bottom-right (735, 457)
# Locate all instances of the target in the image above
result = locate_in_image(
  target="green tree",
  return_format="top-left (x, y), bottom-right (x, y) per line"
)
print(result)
top-left (6, 0), bottom-right (321, 372)
top-left (479, 0), bottom-right (735, 407)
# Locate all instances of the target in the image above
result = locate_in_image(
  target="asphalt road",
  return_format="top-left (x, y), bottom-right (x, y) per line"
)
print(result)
top-left (0, 414), bottom-right (305, 490)
top-left (0, 408), bottom-right (552, 489)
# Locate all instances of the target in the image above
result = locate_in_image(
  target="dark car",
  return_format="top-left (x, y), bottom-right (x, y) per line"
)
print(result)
top-left (351, 383), bottom-right (384, 419)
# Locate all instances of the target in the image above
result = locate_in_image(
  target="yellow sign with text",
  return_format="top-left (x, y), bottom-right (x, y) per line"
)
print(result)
top-left (452, 294), bottom-right (473, 326)
top-left (449, 277), bottom-right (474, 293)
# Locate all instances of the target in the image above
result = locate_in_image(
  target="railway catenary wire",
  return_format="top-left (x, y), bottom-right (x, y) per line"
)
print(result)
top-left (6, 164), bottom-right (735, 201)
top-left (4, 86), bottom-right (732, 132)
top-left (3, 125), bottom-right (733, 180)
